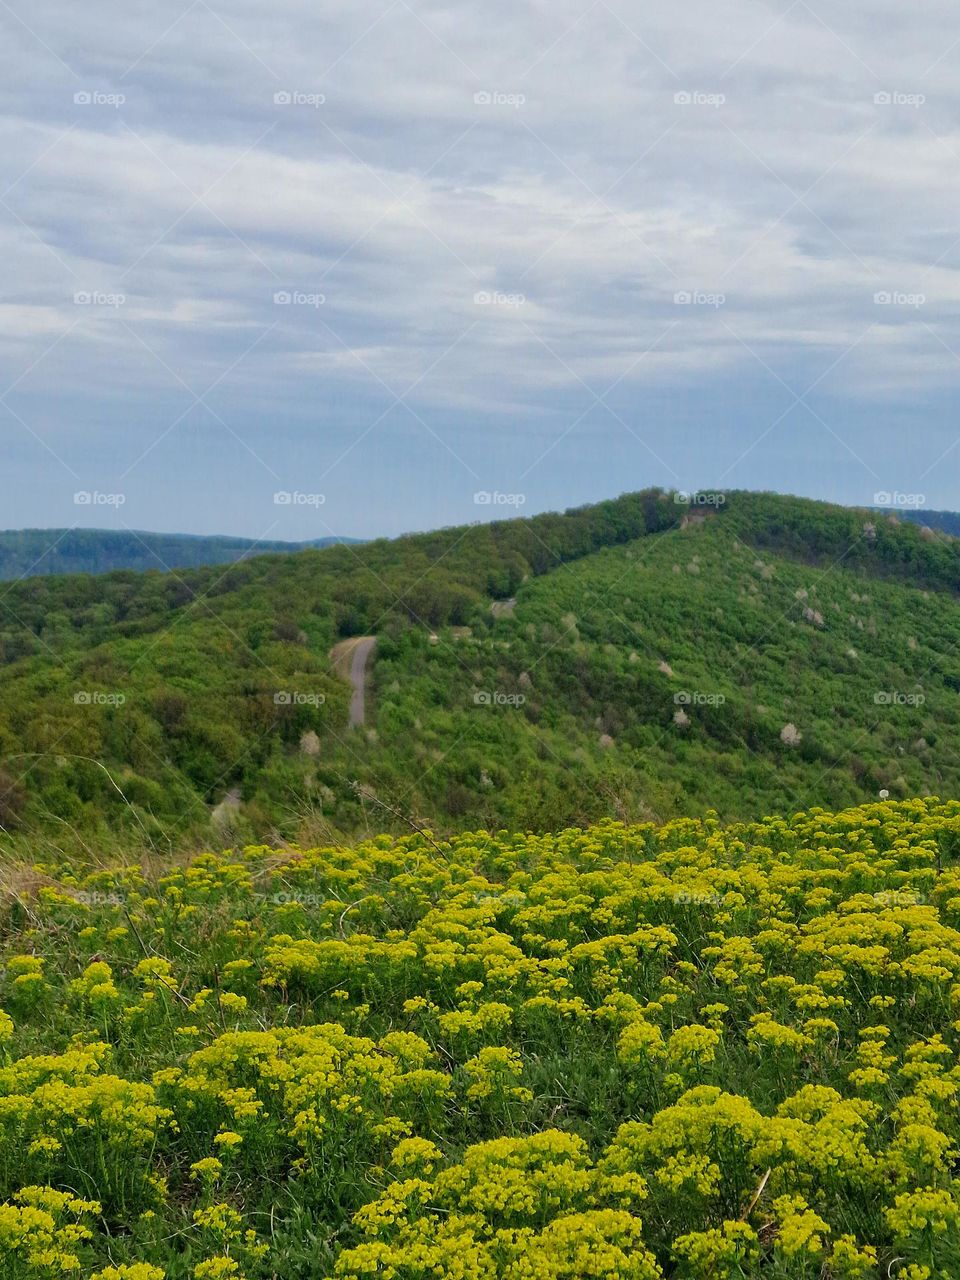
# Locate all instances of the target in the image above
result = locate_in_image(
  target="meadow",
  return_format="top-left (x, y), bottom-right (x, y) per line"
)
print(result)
top-left (3, 797), bottom-right (960, 1276)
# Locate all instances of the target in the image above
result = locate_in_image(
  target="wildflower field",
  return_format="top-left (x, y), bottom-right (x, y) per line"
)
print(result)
top-left (4, 799), bottom-right (960, 1277)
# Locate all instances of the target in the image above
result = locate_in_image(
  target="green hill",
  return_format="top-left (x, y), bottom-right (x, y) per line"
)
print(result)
top-left (1, 490), bottom-right (959, 856)
top-left (0, 528), bottom-right (360, 580)
top-left (900, 508), bottom-right (960, 538)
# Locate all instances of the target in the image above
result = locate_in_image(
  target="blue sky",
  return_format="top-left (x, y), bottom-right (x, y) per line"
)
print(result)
top-left (2, 0), bottom-right (959, 539)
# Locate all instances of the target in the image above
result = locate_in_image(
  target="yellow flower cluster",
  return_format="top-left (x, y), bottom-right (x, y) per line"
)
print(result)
top-left (3, 799), bottom-right (960, 1275)
top-left (0, 1185), bottom-right (100, 1274)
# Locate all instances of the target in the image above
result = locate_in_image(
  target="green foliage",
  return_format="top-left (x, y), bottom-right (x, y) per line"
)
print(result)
top-left (0, 489), bottom-right (959, 856)
top-left (0, 492), bottom-right (673, 853)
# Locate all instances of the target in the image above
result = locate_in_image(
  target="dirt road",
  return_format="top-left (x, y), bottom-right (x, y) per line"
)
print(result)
top-left (212, 786), bottom-right (241, 825)
top-left (330, 636), bottom-right (377, 727)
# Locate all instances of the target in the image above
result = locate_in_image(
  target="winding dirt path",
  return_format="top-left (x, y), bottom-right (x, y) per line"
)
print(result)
top-left (330, 636), bottom-right (377, 727)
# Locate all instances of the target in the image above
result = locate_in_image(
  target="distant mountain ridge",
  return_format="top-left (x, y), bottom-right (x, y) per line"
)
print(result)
top-left (4, 506), bottom-right (956, 580)
top-left (898, 508), bottom-right (960, 538)
top-left (0, 528), bottom-right (362, 580)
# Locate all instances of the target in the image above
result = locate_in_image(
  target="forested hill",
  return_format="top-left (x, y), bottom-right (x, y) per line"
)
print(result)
top-left (2, 487), bottom-right (960, 857)
top-left (0, 528), bottom-right (359, 580)
top-left (899, 508), bottom-right (960, 538)
top-left (0, 489), bottom-right (677, 654)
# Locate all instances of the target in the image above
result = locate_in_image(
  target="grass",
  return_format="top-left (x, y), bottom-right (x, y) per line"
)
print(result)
top-left (1, 798), bottom-right (960, 1275)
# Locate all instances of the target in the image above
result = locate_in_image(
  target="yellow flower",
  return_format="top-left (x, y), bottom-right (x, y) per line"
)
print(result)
top-left (92, 1267), bottom-right (166, 1280)
top-left (70, 960), bottom-right (120, 1004)
top-left (214, 1130), bottom-right (243, 1149)
top-left (189, 1157), bottom-right (223, 1182)
top-left (391, 1137), bottom-right (443, 1174)
top-left (193, 1260), bottom-right (239, 1280)
top-left (772, 1193), bottom-right (830, 1259)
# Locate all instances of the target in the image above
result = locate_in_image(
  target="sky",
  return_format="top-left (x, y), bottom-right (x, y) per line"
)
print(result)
top-left (2, 0), bottom-right (960, 540)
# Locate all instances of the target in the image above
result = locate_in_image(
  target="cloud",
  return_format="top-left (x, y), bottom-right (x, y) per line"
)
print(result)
top-left (1, 0), bottom-right (959, 535)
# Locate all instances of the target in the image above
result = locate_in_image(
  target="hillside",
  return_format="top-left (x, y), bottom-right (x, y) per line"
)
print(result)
top-left (1, 490), bottom-right (960, 855)
top-left (1, 799), bottom-right (959, 1277)
top-left (900, 508), bottom-right (960, 539)
top-left (0, 529), bottom-right (360, 581)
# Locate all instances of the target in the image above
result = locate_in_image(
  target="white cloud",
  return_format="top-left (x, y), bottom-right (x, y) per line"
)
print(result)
top-left (2, 0), bottom-right (960, 530)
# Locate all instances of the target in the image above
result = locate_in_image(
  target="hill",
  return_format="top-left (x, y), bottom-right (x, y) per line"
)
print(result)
top-left (1, 489), bottom-right (960, 855)
top-left (0, 529), bottom-right (360, 580)
top-left (899, 508), bottom-right (960, 538)
top-left (1, 798), bottom-right (959, 1276)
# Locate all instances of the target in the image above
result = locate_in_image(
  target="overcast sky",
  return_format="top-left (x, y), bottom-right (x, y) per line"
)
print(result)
top-left (2, 0), bottom-right (959, 539)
